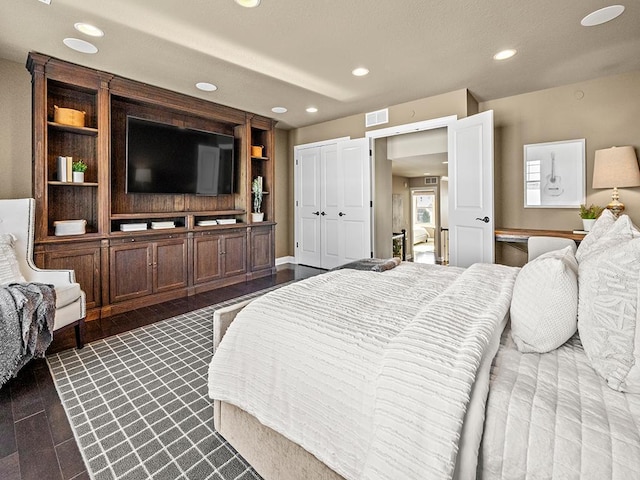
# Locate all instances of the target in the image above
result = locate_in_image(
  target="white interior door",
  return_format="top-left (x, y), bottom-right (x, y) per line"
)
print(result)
top-left (335, 138), bottom-right (371, 267)
top-left (448, 110), bottom-right (494, 267)
top-left (295, 138), bottom-right (372, 269)
top-left (295, 146), bottom-right (322, 267)
top-left (321, 144), bottom-right (340, 268)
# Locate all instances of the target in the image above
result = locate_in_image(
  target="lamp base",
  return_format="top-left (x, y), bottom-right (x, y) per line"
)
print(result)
top-left (607, 187), bottom-right (625, 218)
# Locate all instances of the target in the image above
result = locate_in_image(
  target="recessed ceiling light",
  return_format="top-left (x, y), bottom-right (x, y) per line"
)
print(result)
top-left (581, 5), bottom-right (625, 26)
top-left (235, 0), bottom-right (261, 7)
top-left (271, 107), bottom-right (287, 114)
top-left (493, 49), bottom-right (517, 60)
top-left (196, 82), bottom-right (217, 92)
top-left (38, 0), bottom-right (51, 4)
top-left (74, 22), bottom-right (104, 37)
top-left (63, 38), bottom-right (98, 54)
top-left (424, 172), bottom-right (431, 176)
top-left (442, 161), bottom-right (449, 164)
top-left (352, 67), bottom-right (369, 77)
top-left (306, 107), bottom-right (318, 113)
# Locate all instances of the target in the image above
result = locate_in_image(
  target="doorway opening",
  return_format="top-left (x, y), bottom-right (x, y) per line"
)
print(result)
top-left (411, 189), bottom-right (437, 264)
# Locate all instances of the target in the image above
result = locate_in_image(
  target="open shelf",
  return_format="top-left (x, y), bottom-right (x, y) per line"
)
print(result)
top-left (48, 181), bottom-right (99, 187)
top-left (47, 121), bottom-right (98, 136)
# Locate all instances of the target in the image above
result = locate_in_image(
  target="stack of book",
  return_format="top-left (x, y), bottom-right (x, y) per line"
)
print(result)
top-left (197, 220), bottom-right (218, 226)
top-left (217, 219), bottom-right (237, 225)
top-left (120, 223), bottom-right (148, 232)
top-left (57, 156), bottom-right (74, 182)
top-left (151, 221), bottom-right (176, 229)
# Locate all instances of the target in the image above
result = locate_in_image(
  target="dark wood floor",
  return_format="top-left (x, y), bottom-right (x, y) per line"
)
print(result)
top-left (0, 264), bottom-right (322, 480)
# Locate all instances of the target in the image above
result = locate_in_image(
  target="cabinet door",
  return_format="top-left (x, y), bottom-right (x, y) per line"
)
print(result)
top-left (42, 246), bottom-right (101, 309)
top-left (250, 225), bottom-right (274, 272)
top-left (222, 231), bottom-right (247, 278)
top-left (110, 243), bottom-right (153, 303)
top-left (193, 233), bottom-right (223, 284)
top-left (154, 238), bottom-right (188, 293)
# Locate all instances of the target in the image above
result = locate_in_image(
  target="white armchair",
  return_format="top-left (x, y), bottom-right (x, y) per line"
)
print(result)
top-left (0, 198), bottom-right (86, 348)
top-left (527, 236), bottom-right (577, 262)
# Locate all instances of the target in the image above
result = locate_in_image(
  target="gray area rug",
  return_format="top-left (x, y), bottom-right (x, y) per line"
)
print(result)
top-left (47, 285), bottom-right (290, 480)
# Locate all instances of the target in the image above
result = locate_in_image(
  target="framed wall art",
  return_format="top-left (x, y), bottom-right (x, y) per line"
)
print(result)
top-left (523, 138), bottom-right (586, 208)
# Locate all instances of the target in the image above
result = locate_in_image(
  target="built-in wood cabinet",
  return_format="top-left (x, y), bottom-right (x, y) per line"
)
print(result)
top-left (249, 224), bottom-right (276, 278)
top-left (27, 52), bottom-right (276, 319)
top-left (109, 235), bottom-right (188, 304)
top-left (193, 229), bottom-right (247, 286)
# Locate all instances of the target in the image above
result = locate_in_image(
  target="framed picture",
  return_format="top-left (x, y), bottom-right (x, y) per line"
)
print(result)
top-left (523, 139), bottom-right (586, 208)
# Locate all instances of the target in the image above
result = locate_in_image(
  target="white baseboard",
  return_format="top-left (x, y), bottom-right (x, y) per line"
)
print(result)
top-left (276, 256), bottom-right (296, 266)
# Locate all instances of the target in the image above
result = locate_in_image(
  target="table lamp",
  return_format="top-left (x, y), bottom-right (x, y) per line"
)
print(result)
top-left (592, 146), bottom-right (640, 217)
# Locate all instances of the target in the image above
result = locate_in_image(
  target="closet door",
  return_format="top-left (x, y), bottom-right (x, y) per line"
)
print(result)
top-left (295, 138), bottom-right (372, 269)
top-left (320, 144), bottom-right (340, 269)
top-left (296, 146), bottom-right (322, 267)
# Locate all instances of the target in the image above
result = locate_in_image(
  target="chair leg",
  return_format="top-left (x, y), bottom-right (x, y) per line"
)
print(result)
top-left (74, 320), bottom-right (85, 349)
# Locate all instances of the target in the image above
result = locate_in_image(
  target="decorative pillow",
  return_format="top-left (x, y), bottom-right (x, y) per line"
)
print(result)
top-left (0, 233), bottom-right (26, 285)
top-left (510, 246), bottom-right (578, 353)
top-left (371, 257), bottom-right (401, 272)
top-left (575, 208), bottom-right (616, 263)
top-left (578, 235), bottom-right (640, 393)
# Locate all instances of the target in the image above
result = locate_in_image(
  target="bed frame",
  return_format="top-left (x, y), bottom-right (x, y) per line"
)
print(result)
top-left (212, 300), bottom-right (344, 480)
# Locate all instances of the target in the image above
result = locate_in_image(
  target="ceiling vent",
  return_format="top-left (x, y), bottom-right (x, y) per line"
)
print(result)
top-left (424, 177), bottom-right (438, 185)
top-left (365, 108), bottom-right (389, 128)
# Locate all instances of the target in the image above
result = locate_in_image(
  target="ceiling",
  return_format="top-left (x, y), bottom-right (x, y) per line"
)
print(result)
top-left (0, 1), bottom-right (639, 130)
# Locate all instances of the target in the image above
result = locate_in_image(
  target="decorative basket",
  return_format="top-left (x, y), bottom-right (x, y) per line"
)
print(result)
top-left (54, 219), bottom-right (86, 236)
top-left (251, 145), bottom-right (264, 157)
top-left (54, 105), bottom-right (86, 127)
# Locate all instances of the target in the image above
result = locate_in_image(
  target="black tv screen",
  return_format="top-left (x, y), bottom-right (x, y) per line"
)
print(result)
top-left (126, 116), bottom-right (235, 195)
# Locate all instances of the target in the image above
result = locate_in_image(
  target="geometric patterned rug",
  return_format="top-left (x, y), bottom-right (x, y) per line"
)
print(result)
top-left (46, 285), bottom-right (289, 480)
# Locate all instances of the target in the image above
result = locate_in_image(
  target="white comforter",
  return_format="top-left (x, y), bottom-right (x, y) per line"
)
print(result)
top-left (208, 262), bottom-right (518, 480)
top-left (482, 327), bottom-right (640, 480)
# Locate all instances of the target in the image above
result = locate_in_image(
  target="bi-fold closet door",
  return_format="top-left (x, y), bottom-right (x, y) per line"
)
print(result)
top-left (295, 138), bottom-right (371, 270)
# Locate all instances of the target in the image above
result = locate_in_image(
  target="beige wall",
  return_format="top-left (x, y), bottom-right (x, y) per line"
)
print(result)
top-left (481, 70), bottom-right (640, 266)
top-left (0, 57), bottom-right (31, 199)
top-left (374, 138), bottom-right (392, 258)
top-left (481, 70), bottom-right (640, 231)
top-left (274, 128), bottom-right (291, 258)
top-left (290, 89), bottom-right (472, 146)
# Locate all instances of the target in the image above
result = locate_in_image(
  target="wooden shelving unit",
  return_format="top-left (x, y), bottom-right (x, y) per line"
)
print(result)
top-left (28, 52), bottom-right (276, 320)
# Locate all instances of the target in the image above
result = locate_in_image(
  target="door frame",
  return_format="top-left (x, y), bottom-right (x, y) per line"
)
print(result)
top-left (365, 115), bottom-right (457, 258)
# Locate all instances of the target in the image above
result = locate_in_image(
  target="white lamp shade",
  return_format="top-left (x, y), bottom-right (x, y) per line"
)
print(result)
top-left (592, 146), bottom-right (640, 189)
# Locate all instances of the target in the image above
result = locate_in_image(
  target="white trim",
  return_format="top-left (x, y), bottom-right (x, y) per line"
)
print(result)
top-left (293, 136), bottom-right (350, 150)
top-left (365, 116), bottom-right (457, 140)
top-left (276, 256), bottom-right (296, 266)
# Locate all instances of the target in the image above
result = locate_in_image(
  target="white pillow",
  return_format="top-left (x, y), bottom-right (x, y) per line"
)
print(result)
top-left (510, 246), bottom-right (578, 353)
top-left (578, 220), bottom-right (640, 392)
top-left (575, 208), bottom-right (618, 263)
top-left (0, 233), bottom-right (26, 285)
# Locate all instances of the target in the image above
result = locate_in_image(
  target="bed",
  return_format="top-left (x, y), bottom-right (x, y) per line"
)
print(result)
top-left (208, 211), bottom-right (640, 480)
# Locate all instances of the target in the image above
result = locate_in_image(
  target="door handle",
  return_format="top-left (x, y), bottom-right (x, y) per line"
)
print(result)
top-left (338, 212), bottom-right (346, 217)
top-left (321, 211), bottom-right (326, 216)
top-left (475, 216), bottom-right (490, 223)
top-left (312, 211), bottom-right (320, 216)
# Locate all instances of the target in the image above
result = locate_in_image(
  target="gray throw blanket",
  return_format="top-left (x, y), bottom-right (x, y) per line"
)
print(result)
top-left (0, 283), bottom-right (56, 387)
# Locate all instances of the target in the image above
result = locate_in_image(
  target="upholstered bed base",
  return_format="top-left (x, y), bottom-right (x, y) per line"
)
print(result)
top-left (211, 299), bottom-right (344, 480)
top-left (214, 400), bottom-right (344, 480)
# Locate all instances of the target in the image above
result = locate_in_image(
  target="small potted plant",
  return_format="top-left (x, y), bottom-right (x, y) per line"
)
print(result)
top-left (251, 176), bottom-right (264, 222)
top-left (72, 160), bottom-right (88, 183)
top-left (579, 203), bottom-right (603, 232)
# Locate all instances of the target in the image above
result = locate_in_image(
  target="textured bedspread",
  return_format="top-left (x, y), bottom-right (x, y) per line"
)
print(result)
top-left (209, 262), bottom-right (518, 480)
top-left (481, 327), bottom-right (640, 480)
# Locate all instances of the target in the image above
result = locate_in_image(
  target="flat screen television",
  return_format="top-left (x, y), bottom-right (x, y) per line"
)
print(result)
top-left (126, 116), bottom-right (235, 195)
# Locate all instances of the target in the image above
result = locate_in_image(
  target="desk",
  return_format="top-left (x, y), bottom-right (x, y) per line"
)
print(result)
top-left (495, 228), bottom-right (585, 244)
